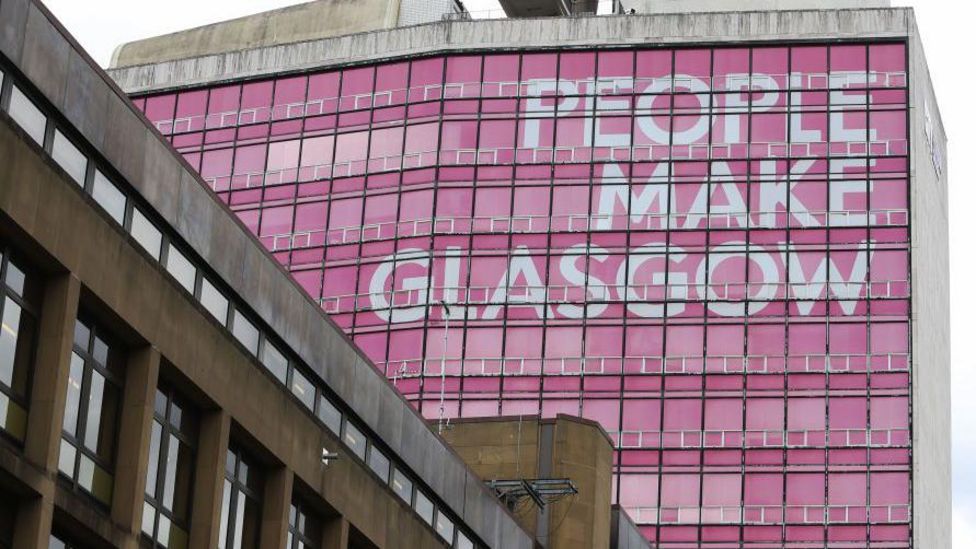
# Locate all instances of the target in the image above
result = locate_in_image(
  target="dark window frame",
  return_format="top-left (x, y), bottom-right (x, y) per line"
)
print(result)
top-left (220, 446), bottom-right (264, 549)
top-left (142, 384), bottom-right (199, 549)
top-left (58, 317), bottom-right (124, 507)
top-left (0, 246), bottom-right (39, 445)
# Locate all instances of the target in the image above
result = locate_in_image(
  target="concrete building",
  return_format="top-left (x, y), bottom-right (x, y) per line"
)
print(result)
top-left (106, 0), bottom-right (951, 547)
top-left (0, 1), bottom-right (559, 548)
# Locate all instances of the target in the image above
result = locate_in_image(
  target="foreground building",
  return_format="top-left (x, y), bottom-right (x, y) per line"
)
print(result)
top-left (0, 0), bottom-right (549, 548)
top-left (107, 0), bottom-right (951, 547)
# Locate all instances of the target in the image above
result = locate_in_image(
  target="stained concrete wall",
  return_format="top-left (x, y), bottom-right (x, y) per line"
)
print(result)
top-left (623, 0), bottom-right (889, 14)
top-left (0, 1), bottom-right (534, 547)
top-left (441, 415), bottom-right (614, 549)
top-left (110, 8), bottom-right (917, 95)
top-left (908, 14), bottom-right (952, 549)
top-left (0, 119), bottom-right (456, 549)
top-left (110, 0), bottom-right (401, 68)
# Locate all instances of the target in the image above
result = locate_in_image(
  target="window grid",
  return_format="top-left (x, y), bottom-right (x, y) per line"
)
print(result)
top-left (59, 318), bottom-right (122, 507)
top-left (286, 501), bottom-right (322, 549)
top-left (219, 447), bottom-right (263, 549)
top-left (142, 385), bottom-right (197, 549)
top-left (0, 247), bottom-right (38, 444)
top-left (130, 42), bottom-right (912, 548)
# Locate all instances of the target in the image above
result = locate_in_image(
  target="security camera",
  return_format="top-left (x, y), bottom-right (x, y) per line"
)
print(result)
top-left (322, 448), bottom-right (340, 466)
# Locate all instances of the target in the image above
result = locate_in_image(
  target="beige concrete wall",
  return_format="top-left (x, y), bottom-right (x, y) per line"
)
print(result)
top-left (441, 418), bottom-right (543, 536)
top-left (110, 0), bottom-right (397, 68)
top-left (442, 415), bottom-right (613, 549)
top-left (547, 417), bottom-right (613, 549)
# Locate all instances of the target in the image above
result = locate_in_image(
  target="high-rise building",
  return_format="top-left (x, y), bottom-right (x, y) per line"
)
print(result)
top-left (101, 0), bottom-right (948, 548)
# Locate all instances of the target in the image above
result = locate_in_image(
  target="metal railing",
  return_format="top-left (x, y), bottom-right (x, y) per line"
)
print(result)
top-left (150, 70), bottom-right (909, 135)
top-left (629, 503), bottom-right (910, 525)
top-left (377, 352), bottom-right (909, 381)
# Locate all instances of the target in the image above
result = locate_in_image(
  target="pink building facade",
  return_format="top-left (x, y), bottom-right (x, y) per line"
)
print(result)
top-left (133, 42), bottom-right (916, 547)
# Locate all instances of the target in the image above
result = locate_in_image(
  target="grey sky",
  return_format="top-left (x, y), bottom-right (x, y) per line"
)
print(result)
top-left (38, 0), bottom-right (974, 543)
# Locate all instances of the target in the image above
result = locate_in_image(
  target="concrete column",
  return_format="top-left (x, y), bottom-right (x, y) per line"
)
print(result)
top-left (321, 516), bottom-right (350, 549)
top-left (111, 346), bottom-right (161, 548)
top-left (13, 273), bottom-right (81, 549)
top-left (259, 467), bottom-right (293, 549)
top-left (188, 409), bottom-right (231, 549)
top-left (23, 273), bottom-right (80, 471)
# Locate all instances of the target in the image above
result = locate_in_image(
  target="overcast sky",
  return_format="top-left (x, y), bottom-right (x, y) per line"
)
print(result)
top-left (38, 0), bottom-right (975, 544)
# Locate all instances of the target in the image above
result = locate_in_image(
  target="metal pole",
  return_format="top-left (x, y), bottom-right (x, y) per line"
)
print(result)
top-left (438, 300), bottom-right (450, 434)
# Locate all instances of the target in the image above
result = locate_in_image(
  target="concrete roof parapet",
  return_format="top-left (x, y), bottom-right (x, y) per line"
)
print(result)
top-left (109, 7), bottom-right (914, 94)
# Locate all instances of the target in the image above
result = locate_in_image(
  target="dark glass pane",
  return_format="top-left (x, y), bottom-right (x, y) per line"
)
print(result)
top-left (145, 420), bottom-right (163, 498)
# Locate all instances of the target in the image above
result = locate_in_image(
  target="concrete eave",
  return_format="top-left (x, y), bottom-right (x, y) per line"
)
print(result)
top-left (108, 7), bottom-right (916, 95)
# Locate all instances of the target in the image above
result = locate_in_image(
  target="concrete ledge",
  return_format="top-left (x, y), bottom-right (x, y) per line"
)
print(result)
top-left (110, 0), bottom-right (396, 69)
top-left (109, 7), bottom-right (914, 94)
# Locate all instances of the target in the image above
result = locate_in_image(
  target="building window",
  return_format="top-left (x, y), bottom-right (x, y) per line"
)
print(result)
top-left (51, 130), bottom-right (87, 186)
top-left (0, 488), bottom-right (14, 548)
top-left (367, 445), bottom-right (390, 482)
top-left (0, 250), bottom-right (37, 443)
top-left (48, 534), bottom-right (83, 549)
top-left (199, 278), bottom-right (229, 325)
top-left (315, 394), bottom-right (341, 435)
top-left (259, 341), bottom-right (288, 384)
top-left (91, 171), bottom-right (126, 225)
top-left (342, 422), bottom-right (366, 460)
top-left (129, 208), bottom-right (163, 260)
top-left (7, 85), bottom-right (46, 145)
top-left (230, 311), bottom-right (260, 355)
top-left (434, 510), bottom-right (455, 544)
top-left (142, 386), bottom-right (197, 549)
top-left (286, 501), bottom-right (321, 549)
top-left (219, 447), bottom-right (263, 549)
top-left (165, 245), bottom-right (197, 293)
top-left (414, 491), bottom-right (434, 526)
top-left (289, 369), bottom-right (314, 410)
top-left (391, 468), bottom-right (413, 504)
top-left (58, 318), bottom-right (122, 506)
top-left (455, 531), bottom-right (474, 549)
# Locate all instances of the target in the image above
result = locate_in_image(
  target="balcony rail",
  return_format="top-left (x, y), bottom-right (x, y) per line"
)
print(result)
top-left (150, 70), bottom-right (909, 134)
top-left (378, 352), bottom-right (909, 380)
top-left (628, 503), bottom-right (910, 525)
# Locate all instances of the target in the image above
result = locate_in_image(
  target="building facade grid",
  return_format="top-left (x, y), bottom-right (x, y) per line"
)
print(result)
top-left (133, 42), bottom-right (912, 547)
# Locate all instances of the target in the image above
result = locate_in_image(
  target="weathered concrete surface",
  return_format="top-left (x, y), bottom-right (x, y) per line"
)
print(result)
top-left (0, 118), bottom-right (491, 549)
top-left (623, 0), bottom-right (889, 14)
top-left (0, 1), bottom-right (535, 547)
top-left (908, 12), bottom-right (952, 549)
top-left (110, 0), bottom-right (400, 68)
top-left (110, 7), bottom-right (916, 94)
top-left (442, 415), bottom-right (614, 549)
